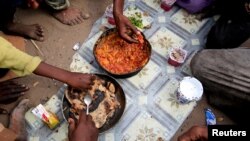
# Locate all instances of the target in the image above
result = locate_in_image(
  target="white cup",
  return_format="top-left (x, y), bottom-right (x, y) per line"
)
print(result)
top-left (176, 77), bottom-right (203, 104)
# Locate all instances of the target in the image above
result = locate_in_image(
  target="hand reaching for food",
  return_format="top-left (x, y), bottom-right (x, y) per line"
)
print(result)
top-left (66, 73), bottom-right (96, 90)
top-left (114, 14), bottom-right (140, 43)
top-left (33, 62), bottom-right (95, 91)
top-left (68, 111), bottom-right (98, 141)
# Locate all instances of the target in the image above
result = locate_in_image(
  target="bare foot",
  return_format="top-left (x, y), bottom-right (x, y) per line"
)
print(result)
top-left (5, 23), bottom-right (44, 41)
top-left (52, 7), bottom-right (90, 26)
top-left (9, 99), bottom-right (30, 141)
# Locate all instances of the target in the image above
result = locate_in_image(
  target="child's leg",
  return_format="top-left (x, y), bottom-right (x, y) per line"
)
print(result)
top-left (0, 0), bottom-right (44, 41)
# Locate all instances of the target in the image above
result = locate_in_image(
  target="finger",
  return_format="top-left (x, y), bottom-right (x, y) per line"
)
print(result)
top-left (2, 84), bottom-right (29, 92)
top-left (0, 80), bottom-right (15, 86)
top-left (86, 114), bottom-right (93, 121)
top-left (68, 118), bottom-right (76, 138)
top-left (90, 74), bottom-right (96, 81)
top-left (78, 110), bottom-right (87, 122)
top-left (0, 92), bottom-right (25, 101)
top-left (177, 136), bottom-right (187, 141)
top-left (81, 82), bottom-right (92, 90)
top-left (10, 85), bottom-right (29, 94)
top-left (87, 115), bottom-right (96, 127)
top-left (126, 22), bottom-right (140, 35)
top-left (121, 33), bottom-right (138, 43)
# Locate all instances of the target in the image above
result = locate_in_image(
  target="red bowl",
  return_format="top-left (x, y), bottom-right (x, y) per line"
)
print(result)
top-left (168, 48), bottom-right (187, 67)
top-left (108, 17), bottom-right (116, 25)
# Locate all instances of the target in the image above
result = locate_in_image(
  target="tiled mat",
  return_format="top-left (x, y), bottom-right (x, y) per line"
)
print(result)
top-left (25, 0), bottom-right (215, 140)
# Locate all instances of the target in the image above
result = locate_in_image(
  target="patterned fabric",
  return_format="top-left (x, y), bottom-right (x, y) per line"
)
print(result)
top-left (45, 0), bottom-right (70, 10)
top-left (25, 0), bottom-right (216, 140)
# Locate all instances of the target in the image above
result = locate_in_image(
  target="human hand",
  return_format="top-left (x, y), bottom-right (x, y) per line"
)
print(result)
top-left (0, 80), bottom-right (29, 102)
top-left (68, 111), bottom-right (98, 141)
top-left (114, 14), bottom-right (140, 43)
top-left (178, 126), bottom-right (208, 141)
top-left (66, 73), bottom-right (95, 90)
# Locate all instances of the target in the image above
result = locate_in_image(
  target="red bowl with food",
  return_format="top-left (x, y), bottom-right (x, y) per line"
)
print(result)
top-left (168, 47), bottom-right (187, 67)
top-left (93, 28), bottom-right (151, 78)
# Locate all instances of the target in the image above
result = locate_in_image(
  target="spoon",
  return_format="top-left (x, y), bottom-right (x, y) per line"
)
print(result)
top-left (84, 94), bottom-right (92, 115)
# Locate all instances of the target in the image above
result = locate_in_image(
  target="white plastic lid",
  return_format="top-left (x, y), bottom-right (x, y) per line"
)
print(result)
top-left (179, 77), bottom-right (203, 101)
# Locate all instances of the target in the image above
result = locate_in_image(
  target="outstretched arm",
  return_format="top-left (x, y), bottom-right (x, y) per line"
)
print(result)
top-left (0, 37), bottom-right (94, 91)
top-left (113, 0), bottom-right (140, 43)
top-left (33, 62), bottom-right (95, 90)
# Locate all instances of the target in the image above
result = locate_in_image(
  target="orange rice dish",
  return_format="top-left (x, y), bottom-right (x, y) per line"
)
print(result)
top-left (94, 32), bottom-right (150, 74)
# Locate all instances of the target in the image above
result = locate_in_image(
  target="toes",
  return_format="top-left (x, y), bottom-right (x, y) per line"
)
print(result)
top-left (75, 17), bottom-right (83, 24)
top-left (36, 29), bottom-right (44, 36)
top-left (81, 13), bottom-right (90, 19)
top-left (68, 20), bottom-right (75, 26)
top-left (34, 31), bottom-right (44, 41)
top-left (34, 24), bottom-right (44, 33)
top-left (37, 25), bottom-right (44, 32)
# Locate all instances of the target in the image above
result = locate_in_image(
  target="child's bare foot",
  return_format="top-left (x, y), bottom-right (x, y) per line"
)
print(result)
top-left (9, 99), bottom-right (30, 141)
top-left (52, 7), bottom-right (90, 26)
top-left (5, 23), bottom-right (44, 41)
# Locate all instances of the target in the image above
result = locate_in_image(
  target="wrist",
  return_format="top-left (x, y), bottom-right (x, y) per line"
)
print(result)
top-left (113, 10), bottom-right (123, 18)
top-left (64, 71), bottom-right (73, 84)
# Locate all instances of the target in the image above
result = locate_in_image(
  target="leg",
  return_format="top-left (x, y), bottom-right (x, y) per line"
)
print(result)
top-left (8, 99), bottom-right (30, 141)
top-left (190, 49), bottom-right (250, 124)
top-left (4, 23), bottom-right (45, 41)
top-left (206, 17), bottom-right (250, 49)
top-left (45, 0), bottom-right (90, 26)
top-left (0, 1), bottom-right (44, 41)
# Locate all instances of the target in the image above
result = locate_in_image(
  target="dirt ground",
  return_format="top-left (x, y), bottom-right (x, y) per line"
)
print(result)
top-left (0, 0), bottom-right (234, 140)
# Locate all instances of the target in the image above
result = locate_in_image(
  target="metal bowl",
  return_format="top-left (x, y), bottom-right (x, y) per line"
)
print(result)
top-left (61, 73), bottom-right (126, 133)
top-left (93, 28), bottom-right (152, 78)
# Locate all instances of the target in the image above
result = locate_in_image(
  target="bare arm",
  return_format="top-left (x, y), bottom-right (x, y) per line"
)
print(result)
top-left (113, 0), bottom-right (124, 16)
top-left (34, 62), bottom-right (95, 90)
top-left (34, 62), bottom-right (71, 83)
top-left (113, 0), bottom-right (140, 43)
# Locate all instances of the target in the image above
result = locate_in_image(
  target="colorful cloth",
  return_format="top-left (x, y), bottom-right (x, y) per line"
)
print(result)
top-left (45, 0), bottom-right (70, 10)
top-left (176, 0), bottom-right (214, 14)
top-left (0, 37), bottom-right (41, 77)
